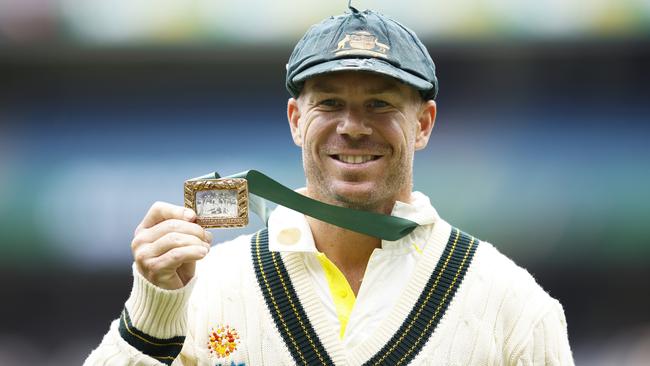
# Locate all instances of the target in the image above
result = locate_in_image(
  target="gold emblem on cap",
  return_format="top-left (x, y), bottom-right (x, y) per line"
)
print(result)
top-left (335, 31), bottom-right (389, 58)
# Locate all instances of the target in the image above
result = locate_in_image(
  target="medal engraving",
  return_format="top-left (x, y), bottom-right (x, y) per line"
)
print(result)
top-left (184, 178), bottom-right (248, 228)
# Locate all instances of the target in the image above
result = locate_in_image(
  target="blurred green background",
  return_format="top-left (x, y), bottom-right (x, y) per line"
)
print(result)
top-left (1, 0), bottom-right (649, 364)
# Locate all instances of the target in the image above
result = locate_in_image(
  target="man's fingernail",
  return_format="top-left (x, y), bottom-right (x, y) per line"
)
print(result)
top-left (205, 230), bottom-right (213, 242)
top-left (184, 209), bottom-right (195, 220)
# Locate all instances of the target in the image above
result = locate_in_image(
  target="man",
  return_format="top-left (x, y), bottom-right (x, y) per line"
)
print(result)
top-left (86, 7), bottom-right (574, 366)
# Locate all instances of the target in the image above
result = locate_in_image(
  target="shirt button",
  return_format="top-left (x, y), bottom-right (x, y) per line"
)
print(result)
top-left (338, 289), bottom-right (348, 298)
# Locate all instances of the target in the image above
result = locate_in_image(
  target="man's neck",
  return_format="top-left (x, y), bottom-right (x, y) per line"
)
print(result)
top-left (300, 187), bottom-right (412, 293)
top-left (306, 216), bottom-right (380, 294)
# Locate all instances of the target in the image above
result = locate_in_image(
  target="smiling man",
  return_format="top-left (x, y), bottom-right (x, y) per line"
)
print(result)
top-left (86, 7), bottom-right (574, 366)
top-left (289, 72), bottom-right (434, 214)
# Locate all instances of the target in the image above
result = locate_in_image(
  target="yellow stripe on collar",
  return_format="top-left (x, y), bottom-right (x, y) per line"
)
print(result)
top-left (316, 252), bottom-right (357, 339)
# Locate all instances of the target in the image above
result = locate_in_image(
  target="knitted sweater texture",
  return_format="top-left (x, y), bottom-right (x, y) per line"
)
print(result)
top-left (85, 219), bottom-right (573, 365)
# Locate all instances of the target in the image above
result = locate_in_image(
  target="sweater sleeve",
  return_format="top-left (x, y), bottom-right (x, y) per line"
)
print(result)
top-left (510, 300), bottom-right (574, 366)
top-left (83, 264), bottom-right (196, 366)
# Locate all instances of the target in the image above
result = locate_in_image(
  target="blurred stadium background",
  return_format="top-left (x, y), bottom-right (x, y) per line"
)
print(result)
top-left (1, 0), bottom-right (649, 364)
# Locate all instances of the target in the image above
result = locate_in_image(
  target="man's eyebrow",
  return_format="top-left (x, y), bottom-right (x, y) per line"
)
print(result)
top-left (309, 81), bottom-right (341, 94)
top-left (364, 82), bottom-right (402, 95)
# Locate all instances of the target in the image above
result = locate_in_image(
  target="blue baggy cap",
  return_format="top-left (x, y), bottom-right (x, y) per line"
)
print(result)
top-left (286, 8), bottom-right (438, 100)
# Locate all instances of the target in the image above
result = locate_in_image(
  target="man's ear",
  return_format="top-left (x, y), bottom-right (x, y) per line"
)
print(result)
top-left (414, 100), bottom-right (436, 150)
top-left (287, 98), bottom-right (303, 147)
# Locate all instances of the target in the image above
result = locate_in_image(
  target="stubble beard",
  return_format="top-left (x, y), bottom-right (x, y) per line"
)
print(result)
top-left (303, 147), bottom-right (414, 214)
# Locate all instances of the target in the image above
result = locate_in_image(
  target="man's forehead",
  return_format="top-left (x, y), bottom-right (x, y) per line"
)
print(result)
top-left (303, 72), bottom-right (412, 95)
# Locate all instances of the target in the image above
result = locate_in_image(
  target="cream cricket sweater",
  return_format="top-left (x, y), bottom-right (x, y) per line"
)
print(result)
top-left (85, 205), bottom-right (573, 365)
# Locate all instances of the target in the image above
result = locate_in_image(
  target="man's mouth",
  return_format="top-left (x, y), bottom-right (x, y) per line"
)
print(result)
top-left (332, 154), bottom-right (381, 164)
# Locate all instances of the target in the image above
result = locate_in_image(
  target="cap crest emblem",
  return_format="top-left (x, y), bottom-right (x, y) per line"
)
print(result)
top-left (334, 31), bottom-right (389, 58)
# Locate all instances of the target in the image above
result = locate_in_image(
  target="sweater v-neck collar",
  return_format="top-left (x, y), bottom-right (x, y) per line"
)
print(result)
top-left (278, 220), bottom-right (452, 365)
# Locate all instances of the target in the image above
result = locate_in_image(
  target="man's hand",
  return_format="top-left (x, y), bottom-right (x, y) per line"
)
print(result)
top-left (131, 201), bottom-right (213, 290)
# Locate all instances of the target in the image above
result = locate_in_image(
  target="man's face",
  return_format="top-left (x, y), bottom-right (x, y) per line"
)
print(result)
top-left (288, 71), bottom-right (436, 214)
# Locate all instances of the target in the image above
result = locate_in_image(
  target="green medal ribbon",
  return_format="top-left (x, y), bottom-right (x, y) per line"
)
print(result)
top-left (191, 170), bottom-right (418, 241)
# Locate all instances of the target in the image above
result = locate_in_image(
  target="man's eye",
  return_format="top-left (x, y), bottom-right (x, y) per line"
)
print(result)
top-left (319, 99), bottom-right (342, 108)
top-left (368, 100), bottom-right (390, 108)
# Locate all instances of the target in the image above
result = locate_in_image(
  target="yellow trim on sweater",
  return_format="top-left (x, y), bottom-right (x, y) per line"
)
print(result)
top-left (316, 252), bottom-right (357, 339)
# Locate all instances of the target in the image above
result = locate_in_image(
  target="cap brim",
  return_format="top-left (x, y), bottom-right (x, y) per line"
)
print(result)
top-left (292, 58), bottom-right (433, 94)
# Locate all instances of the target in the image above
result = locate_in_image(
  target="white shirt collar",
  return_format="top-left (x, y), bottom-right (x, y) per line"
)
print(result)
top-left (268, 191), bottom-right (439, 253)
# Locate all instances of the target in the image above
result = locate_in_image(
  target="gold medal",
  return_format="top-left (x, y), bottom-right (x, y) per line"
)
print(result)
top-left (184, 178), bottom-right (248, 228)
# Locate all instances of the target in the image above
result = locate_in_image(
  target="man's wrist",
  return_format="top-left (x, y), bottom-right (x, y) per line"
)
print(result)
top-left (124, 263), bottom-right (196, 339)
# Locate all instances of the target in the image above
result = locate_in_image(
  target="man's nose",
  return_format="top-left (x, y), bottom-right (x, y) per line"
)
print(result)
top-left (336, 108), bottom-right (372, 139)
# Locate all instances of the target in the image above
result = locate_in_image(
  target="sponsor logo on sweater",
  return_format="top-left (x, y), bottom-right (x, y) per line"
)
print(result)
top-left (207, 324), bottom-right (240, 359)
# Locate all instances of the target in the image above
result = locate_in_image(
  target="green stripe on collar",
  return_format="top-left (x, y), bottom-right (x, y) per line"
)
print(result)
top-left (362, 228), bottom-right (478, 365)
top-left (252, 229), bottom-right (335, 366)
top-left (118, 308), bottom-right (185, 365)
top-left (251, 227), bottom-right (479, 365)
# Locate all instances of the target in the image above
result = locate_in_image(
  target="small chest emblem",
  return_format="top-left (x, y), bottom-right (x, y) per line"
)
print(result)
top-left (207, 325), bottom-right (241, 359)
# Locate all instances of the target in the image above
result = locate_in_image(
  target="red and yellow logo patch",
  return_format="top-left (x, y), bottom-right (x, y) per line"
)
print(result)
top-left (207, 325), bottom-right (240, 358)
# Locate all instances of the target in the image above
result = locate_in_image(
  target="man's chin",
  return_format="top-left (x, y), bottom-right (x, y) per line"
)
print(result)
top-left (328, 184), bottom-right (388, 212)
top-left (333, 195), bottom-right (372, 210)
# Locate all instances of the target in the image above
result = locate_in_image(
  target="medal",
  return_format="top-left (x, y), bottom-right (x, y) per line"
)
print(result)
top-left (184, 178), bottom-right (249, 228)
